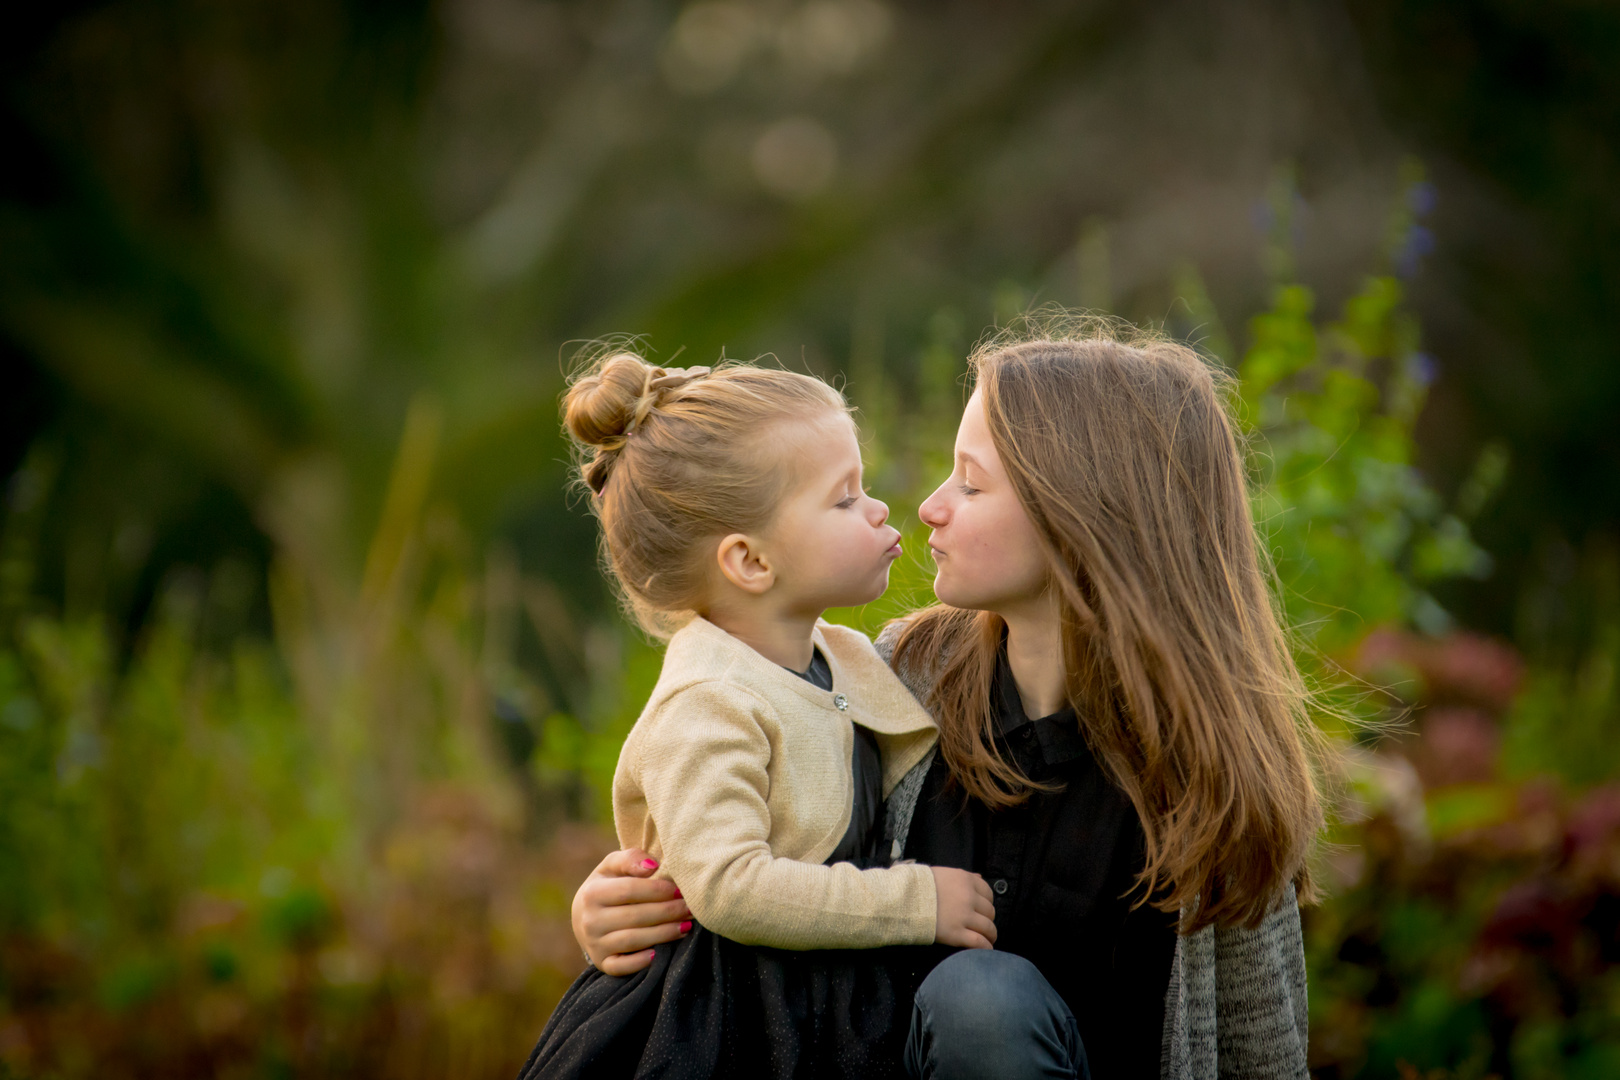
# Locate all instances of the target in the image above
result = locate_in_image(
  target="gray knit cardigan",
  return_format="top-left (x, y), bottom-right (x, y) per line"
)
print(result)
top-left (875, 625), bottom-right (1310, 1080)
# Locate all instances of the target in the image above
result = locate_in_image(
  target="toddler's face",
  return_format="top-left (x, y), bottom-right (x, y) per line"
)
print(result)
top-left (760, 413), bottom-right (901, 614)
top-left (919, 389), bottom-right (1049, 616)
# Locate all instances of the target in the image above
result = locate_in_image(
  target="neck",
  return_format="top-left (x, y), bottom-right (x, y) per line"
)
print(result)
top-left (703, 601), bottom-right (820, 672)
top-left (1001, 591), bottom-right (1066, 720)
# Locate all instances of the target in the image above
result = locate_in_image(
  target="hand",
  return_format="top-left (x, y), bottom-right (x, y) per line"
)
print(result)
top-left (572, 848), bottom-right (694, 976)
top-left (930, 866), bottom-right (997, 950)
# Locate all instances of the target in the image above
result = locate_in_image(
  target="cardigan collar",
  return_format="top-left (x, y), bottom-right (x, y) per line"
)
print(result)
top-left (669, 615), bottom-right (936, 738)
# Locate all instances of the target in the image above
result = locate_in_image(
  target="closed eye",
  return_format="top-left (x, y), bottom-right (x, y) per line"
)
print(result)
top-left (959, 484), bottom-right (980, 496)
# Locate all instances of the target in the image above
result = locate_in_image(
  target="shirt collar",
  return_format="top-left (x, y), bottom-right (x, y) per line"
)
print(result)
top-left (993, 647), bottom-right (1091, 768)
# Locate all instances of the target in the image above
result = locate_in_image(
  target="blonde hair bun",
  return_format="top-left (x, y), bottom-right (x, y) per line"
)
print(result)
top-left (563, 352), bottom-right (654, 447)
top-left (560, 345), bottom-right (848, 637)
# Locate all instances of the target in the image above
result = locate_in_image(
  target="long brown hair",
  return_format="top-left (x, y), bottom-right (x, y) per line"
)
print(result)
top-left (893, 319), bottom-right (1328, 932)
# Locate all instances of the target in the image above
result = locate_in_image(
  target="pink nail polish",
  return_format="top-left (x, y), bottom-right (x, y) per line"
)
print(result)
top-left (649, 949), bottom-right (656, 958)
top-left (680, 920), bottom-right (693, 934)
top-left (641, 858), bottom-right (659, 870)
top-left (673, 887), bottom-right (682, 899)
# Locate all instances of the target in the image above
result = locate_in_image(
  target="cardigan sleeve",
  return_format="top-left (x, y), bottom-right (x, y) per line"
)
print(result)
top-left (632, 681), bottom-right (938, 950)
top-left (1159, 884), bottom-right (1309, 1080)
top-left (1210, 887), bottom-right (1309, 1079)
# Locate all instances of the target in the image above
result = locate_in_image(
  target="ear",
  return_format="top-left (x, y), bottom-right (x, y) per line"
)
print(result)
top-left (715, 533), bottom-right (775, 595)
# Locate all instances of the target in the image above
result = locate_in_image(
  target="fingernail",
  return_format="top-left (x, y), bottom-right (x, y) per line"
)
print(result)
top-left (648, 949), bottom-right (656, 958)
top-left (680, 920), bottom-right (693, 934)
top-left (673, 887), bottom-right (682, 899)
top-left (641, 859), bottom-right (659, 870)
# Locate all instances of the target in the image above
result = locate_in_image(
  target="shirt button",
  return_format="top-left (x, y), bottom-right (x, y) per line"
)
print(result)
top-left (832, 693), bottom-right (849, 711)
top-left (992, 878), bottom-right (1009, 895)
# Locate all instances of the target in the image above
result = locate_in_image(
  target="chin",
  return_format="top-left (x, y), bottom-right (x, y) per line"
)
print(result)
top-left (854, 580), bottom-right (889, 606)
top-left (829, 579), bottom-right (888, 610)
top-left (930, 576), bottom-right (965, 608)
top-left (932, 576), bottom-right (990, 612)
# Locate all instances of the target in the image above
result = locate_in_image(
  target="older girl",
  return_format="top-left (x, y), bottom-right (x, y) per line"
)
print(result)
top-left (573, 323), bottom-right (1325, 1080)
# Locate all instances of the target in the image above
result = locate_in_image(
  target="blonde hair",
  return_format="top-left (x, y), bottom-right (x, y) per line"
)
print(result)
top-left (563, 348), bottom-right (848, 636)
top-left (892, 316), bottom-right (1329, 932)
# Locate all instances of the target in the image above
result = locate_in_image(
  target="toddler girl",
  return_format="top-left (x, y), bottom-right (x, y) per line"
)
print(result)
top-left (519, 351), bottom-right (994, 1079)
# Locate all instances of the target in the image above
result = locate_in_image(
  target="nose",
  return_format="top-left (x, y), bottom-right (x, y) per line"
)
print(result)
top-left (867, 495), bottom-right (891, 529)
top-left (919, 483), bottom-right (949, 528)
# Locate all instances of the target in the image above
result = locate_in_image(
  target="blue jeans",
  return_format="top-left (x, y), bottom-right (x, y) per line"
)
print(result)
top-left (905, 950), bottom-right (1089, 1080)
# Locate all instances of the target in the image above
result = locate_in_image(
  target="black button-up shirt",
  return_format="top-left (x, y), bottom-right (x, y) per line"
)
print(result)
top-left (903, 652), bottom-right (1179, 1079)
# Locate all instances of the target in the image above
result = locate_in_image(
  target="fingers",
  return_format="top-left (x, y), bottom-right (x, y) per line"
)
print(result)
top-left (573, 848), bottom-right (693, 968)
top-left (597, 948), bottom-right (657, 977)
top-left (597, 848), bottom-right (662, 879)
top-left (971, 891), bottom-right (996, 921)
top-left (969, 874), bottom-right (993, 902)
top-left (938, 924), bottom-right (994, 950)
top-left (598, 919), bottom-right (691, 958)
top-left (582, 897), bottom-right (691, 945)
top-left (597, 875), bottom-right (686, 909)
top-left (967, 911), bottom-right (997, 945)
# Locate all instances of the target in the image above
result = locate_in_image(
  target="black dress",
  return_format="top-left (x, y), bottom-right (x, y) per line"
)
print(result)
top-left (517, 650), bottom-right (946, 1080)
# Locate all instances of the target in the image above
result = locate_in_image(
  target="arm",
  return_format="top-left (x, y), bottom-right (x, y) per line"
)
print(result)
top-left (639, 683), bottom-right (939, 950)
top-left (1211, 886), bottom-right (1309, 1079)
top-left (572, 846), bottom-right (994, 976)
top-left (1163, 884), bottom-right (1309, 1080)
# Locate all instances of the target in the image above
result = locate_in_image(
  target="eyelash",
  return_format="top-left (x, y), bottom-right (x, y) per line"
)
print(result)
top-left (836, 485), bottom-right (871, 510)
top-left (959, 484), bottom-right (980, 497)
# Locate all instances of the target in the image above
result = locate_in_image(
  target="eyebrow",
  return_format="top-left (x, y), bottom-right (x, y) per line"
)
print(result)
top-left (826, 465), bottom-right (861, 497)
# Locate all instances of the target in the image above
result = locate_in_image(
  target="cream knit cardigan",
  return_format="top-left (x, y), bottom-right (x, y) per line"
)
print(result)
top-left (612, 616), bottom-right (940, 950)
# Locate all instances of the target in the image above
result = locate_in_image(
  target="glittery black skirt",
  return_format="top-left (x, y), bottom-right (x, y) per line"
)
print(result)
top-left (515, 923), bottom-right (945, 1080)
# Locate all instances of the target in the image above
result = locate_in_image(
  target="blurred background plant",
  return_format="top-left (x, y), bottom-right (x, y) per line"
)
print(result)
top-left (2, 1), bottom-right (1617, 1077)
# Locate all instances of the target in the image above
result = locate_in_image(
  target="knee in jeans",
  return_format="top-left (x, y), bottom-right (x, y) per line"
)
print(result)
top-left (915, 950), bottom-right (1050, 1031)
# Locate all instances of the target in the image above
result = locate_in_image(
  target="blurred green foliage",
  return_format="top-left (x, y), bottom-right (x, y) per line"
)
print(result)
top-left (3, 167), bottom-right (1618, 1078)
top-left (2, 1), bottom-right (1619, 1077)
top-left (1232, 167), bottom-right (1494, 657)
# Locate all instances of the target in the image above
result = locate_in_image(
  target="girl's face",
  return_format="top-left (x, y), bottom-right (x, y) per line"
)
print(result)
top-left (761, 412), bottom-right (902, 614)
top-left (920, 389), bottom-right (1049, 616)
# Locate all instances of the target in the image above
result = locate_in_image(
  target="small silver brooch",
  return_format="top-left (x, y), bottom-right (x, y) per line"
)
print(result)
top-left (833, 693), bottom-right (849, 711)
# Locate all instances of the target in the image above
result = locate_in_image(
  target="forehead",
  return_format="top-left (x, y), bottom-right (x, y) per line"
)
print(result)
top-left (957, 390), bottom-right (994, 451)
top-left (794, 410), bottom-right (860, 462)
top-left (769, 410), bottom-right (859, 484)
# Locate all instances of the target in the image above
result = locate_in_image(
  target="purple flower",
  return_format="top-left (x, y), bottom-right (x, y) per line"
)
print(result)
top-left (1396, 225), bottom-right (1436, 279)
top-left (1251, 199), bottom-right (1274, 233)
top-left (1408, 352), bottom-right (1438, 387)
top-left (1408, 181), bottom-right (1438, 217)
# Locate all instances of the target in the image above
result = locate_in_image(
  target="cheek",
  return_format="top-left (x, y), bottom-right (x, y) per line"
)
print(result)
top-left (816, 515), bottom-right (878, 571)
top-left (1002, 506), bottom-right (1048, 580)
top-left (948, 500), bottom-right (1046, 594)
top-left (961, 500), bottom-right (1028, 561)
